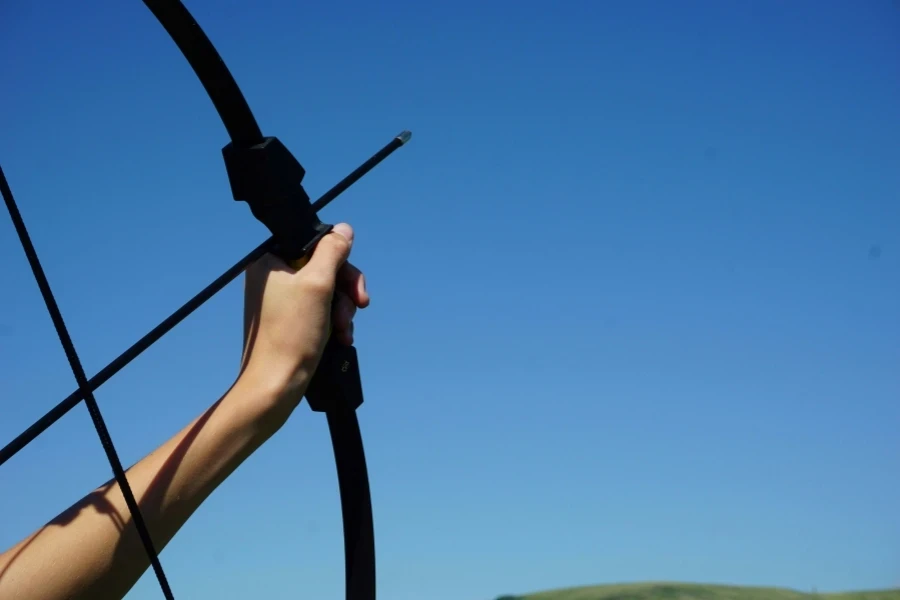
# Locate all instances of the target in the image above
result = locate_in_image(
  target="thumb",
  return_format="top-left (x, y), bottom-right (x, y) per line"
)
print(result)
top-left (304, 223), bottom-right (354, 279)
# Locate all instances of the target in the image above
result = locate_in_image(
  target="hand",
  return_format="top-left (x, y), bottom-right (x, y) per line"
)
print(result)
top-left (238, 223), bottom-right (370, 416)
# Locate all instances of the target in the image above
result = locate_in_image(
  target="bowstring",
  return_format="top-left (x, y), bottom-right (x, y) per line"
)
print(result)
top-left (0, 166), bottom-right (175, 599)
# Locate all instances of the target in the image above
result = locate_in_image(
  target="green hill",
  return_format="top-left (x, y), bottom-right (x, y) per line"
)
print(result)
top-left (495, 583), bottom-right (900, 600)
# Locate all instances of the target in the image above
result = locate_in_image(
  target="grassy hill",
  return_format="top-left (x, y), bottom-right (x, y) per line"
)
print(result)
top-left (495, 583), bottom-right (900, 600)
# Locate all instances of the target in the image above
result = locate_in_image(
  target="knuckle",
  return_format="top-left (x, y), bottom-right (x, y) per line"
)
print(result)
top-left (329, 232), bottom-right (351, 254)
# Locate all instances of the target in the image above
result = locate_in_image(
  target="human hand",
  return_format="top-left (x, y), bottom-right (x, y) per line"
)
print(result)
top-left (238, 223), bottom-right (370, 417)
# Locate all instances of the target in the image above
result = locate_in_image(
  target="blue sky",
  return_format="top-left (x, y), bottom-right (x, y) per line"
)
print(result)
top-left (1, 1), bottom-right (898, 598)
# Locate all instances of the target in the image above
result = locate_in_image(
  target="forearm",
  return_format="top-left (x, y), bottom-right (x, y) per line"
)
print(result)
top-left (0, 375), bottom-right (294, 600)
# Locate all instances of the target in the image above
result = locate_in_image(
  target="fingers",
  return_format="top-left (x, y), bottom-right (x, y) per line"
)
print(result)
top-left (258, 221), bottom-right (367, 348)
top-left (303, 223), bottom-right (354, 284)
top-left (337, 261), bottom-right (370, 308)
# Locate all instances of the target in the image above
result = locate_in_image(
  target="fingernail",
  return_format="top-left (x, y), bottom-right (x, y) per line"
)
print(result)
top-left (332, 223), bottom-right (353, 244)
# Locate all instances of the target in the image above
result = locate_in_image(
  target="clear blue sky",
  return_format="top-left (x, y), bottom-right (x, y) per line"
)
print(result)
top-left (1, 1), bottom-right (897, 598)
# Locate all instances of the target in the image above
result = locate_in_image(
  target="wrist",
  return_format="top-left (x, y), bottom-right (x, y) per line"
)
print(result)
top-left (232, 364), bottom-right (312, 432)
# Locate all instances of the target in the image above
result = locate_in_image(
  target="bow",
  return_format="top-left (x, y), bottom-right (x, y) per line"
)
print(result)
top-left (0, 2), bottom-right (410, 598)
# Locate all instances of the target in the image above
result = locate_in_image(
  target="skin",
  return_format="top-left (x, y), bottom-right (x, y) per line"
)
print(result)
top-left (0, 223), bottom-right (368, 600)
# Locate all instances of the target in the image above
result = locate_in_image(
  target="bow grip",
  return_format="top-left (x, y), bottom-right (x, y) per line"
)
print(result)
top-left (288, 255), bottom-right (364, 413)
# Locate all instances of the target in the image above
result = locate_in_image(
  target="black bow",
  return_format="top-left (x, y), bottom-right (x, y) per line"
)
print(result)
top-left (0, 2), bottom-right (410, 599)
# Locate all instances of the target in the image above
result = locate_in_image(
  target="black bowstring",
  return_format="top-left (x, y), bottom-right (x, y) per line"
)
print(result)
top-left (0, 166), bottom-right (176, 599)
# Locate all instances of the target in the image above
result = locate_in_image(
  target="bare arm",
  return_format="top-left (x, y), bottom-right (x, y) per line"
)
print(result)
top-left (0, 223), bottom-right (368, 600)
top-left (0, 376), bottom-right (286, 600)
